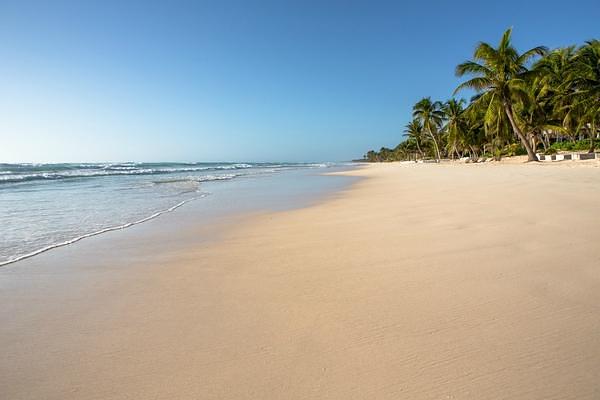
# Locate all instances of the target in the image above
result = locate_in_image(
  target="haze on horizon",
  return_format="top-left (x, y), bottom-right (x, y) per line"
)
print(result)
top-left (1, 0), bottom-right (598, 163)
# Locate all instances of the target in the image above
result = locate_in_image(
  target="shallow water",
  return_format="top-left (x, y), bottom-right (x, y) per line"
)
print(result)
top-left (0, 162), bottom-right (355, 266)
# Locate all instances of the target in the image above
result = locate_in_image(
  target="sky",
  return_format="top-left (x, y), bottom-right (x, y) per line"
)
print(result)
top-left (1, 0), bottom-right (598, 163)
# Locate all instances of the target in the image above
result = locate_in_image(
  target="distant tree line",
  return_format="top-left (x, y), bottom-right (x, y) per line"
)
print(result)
top-left (364, 29), bottom-right (600, 162)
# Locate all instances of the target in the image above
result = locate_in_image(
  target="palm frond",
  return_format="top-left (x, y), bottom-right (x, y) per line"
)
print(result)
top-left (518, 46), bottom-right (549, 65)
top-left (454, 77), bottom-right (492, 94)
top-left (455, 61), bottom-right (491, 77)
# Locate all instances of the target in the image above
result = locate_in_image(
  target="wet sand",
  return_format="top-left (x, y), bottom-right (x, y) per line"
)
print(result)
top-left (1, 162), bottom-right (600, 399)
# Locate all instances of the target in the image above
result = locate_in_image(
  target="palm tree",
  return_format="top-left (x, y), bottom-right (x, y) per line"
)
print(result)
top-left (365, 150), bottom-right (378, 162)
top-left (454, 28), bottom-right (548, 161)
top-left (532, 47), bottom-right (577, 146)
top-left (567, 40), bottom-right (600, 152)
top-left (378, 147), bottom-right (394, 161)
top-left (520, 83), bottom-right (564, 153)
top-left (403, 119), bottom-right (425, 159)
top-left (459, 103), bottom-right (488, 160)
top-left (413, 97), bottom-right (444, 161)
top-left (443, 98), bottom-right (466, 159)
top-left (534, 47), bottom-right (576, 103)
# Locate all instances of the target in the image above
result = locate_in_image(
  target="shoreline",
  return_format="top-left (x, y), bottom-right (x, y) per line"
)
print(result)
top-left (0, 195), bottom-right (205, 268)
top-left (2, 162), bottom-right (600, 399)
top-left (1, 165), bottom-right (358, 269)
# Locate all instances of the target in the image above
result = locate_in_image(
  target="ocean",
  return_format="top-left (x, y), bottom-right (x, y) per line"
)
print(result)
top-left (0, 162), bottom-right (355, 266)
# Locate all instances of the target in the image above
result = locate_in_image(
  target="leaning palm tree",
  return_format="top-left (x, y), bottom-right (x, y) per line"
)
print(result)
top-left (413, 97), bottom-right (444, 161)
top-left (454, 28), bottom-right (548, 161)
top-left (403, 118), bottom-right (425, 159)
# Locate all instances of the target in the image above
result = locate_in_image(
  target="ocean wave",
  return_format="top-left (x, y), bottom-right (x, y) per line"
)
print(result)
top-left (0, 169), bottom-right (157, 183)
top-left (0, 168), bottom-right (246, 185)
top-left (103, 165), bottom-right (138, 171)
top-left (307, 162), bottom-right (335, 168)
top-left (152, 173), bottom-right (238, 185)
top-left (0, 162), bottom-right (333, 186)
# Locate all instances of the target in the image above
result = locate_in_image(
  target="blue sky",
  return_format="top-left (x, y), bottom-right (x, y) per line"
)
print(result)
top-left (1, 0), bottom-right (598, 162)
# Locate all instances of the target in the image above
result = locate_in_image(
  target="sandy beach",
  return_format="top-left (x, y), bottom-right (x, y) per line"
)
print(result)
top-left (1, 161), bottom-right (600, 399)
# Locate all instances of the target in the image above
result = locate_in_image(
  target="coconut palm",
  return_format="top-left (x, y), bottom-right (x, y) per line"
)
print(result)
top-left (413, 97), bottom-right (444, 161)
top-left (454, 28), bottom-right (548, 161)
top-left (364, 150), bottom-right (378, 162)
top-left (443, 99), bottom-right (467, 159)
top-left (566, 40), bottom-right (600, 152)
top-left (403, 119), bottom-right (425, 159)
top-left (363, 31), bottom-right (598, 164)
top-left (534, 47), bottom-right (576, 103)
top-left (460, 103), bottom-right (488, 159)
top-left (532, 47), bottom-right (578, 145)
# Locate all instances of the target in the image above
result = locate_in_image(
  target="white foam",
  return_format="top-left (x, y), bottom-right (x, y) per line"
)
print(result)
top-left (0, 194), bottom-right (206, 267)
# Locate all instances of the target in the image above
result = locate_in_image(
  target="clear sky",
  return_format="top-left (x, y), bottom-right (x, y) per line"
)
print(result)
top-left (1, 0), bottom-right (598, 163)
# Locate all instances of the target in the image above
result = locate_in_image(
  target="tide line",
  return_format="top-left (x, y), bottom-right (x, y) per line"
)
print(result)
top-left (0, 194), bottom-right (206, 268)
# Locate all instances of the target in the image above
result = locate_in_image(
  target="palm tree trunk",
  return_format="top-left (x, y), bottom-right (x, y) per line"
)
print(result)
top-left (503, 103), bottom-right (538, 162)
top-left (421, 121), bottom-right (441, 161)
top-left (426, 127), bottom-right (441, 162)
top-left (589, 123), bottom-right (596, 153)
top-left (432, 136), bottom-right (441, 161)
top-left (415, 139), bottom-right (424, 159)
top-left (543, 132), bottom-right (550, 150)
top-left (469, 146), bottom-right (477, 161)
top-left (540, 135), bottom-right (547, 152)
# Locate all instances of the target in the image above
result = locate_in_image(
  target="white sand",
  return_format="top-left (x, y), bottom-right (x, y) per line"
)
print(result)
top-left (1, 162), bottom-right (600, 399)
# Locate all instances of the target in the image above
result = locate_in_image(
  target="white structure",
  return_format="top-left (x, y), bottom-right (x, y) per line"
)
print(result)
top-left (537, 152), bottom-right (599, 161)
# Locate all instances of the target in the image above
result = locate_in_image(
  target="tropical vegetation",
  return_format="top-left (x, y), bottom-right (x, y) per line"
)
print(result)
top-left (364, 29), bottom-right (600, 162)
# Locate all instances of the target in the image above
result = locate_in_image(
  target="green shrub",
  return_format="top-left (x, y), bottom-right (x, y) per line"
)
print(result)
top-left (549, 139), bottom-right (590, 152)
top-left (502, 143), bottom-right (526, 157)
top-left (573, 140), bottom-right (591, 151)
